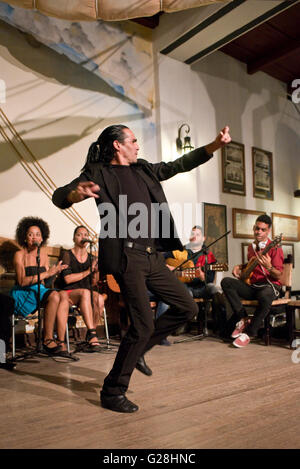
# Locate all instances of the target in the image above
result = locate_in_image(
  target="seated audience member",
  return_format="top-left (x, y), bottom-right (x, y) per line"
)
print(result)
top-left (166, 226), bottom-right (226, 335)
top-left (59, 225), bottom-right (105, 352)
top-left (221, 214), bottom-right (284, 348)
top-left (10, 217), bottom-right (72, 357)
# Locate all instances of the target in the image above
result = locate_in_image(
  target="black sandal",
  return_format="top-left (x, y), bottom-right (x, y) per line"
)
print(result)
top-left (43, 339), bottom-right (61, 355)
top-left (85, 329), bottom-right (102, 352)
top-left (55, 340), bottom-right (79, 361)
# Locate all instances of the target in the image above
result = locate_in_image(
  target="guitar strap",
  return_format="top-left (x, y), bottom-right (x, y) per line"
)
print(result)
top-left (252, 248), bottom-right (280, 297)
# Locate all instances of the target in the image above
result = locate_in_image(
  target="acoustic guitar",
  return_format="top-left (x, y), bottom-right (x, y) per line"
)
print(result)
top-left (106, 274), bottom-right (121, 293)
top-left (173, 263), bottom-right (228, 283)
top-left (106, 260), bottom-right (229, 292)
top-left (240, 234), bottom-right (282, 284)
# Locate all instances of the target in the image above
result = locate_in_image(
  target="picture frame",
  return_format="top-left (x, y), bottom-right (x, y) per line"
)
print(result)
top-left (252, 147), bottom-right (274, 200)
top-left (203, 202), bottom-right (228, 264)
top-left (222, 141), bottom-right (246, 195)
top-left (241, 242), bottom-right (251, 265)
top-left (272, 212), bottom-right (300, 242)
top-left (281, 243), bottom-right (295, 268)
top-left (232, 208), bottom-right (266, 239)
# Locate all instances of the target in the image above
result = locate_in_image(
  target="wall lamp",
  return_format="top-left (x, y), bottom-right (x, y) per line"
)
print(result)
top-left (176, 123), bottom-right (194, 154)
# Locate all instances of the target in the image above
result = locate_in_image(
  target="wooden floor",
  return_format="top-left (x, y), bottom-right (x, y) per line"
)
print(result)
top-left (0, 335), bottom-right (299, 450)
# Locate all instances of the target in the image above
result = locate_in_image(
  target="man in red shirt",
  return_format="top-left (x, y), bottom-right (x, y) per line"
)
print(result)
top-left (221, 214), bottom-right (283, 347)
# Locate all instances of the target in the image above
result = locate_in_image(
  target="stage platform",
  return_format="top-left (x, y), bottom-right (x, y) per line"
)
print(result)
top-left (0, 335), bottom-right (299, 450)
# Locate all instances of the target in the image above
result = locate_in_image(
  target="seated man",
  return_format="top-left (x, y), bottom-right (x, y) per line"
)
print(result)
top-left (221, 214), bottom-right (284, 348)
top-left (166, 225), bottom-right (226, 335)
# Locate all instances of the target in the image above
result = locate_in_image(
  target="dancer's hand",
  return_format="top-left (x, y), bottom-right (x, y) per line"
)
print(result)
top-left (68, 181), bottom-right (100, 203)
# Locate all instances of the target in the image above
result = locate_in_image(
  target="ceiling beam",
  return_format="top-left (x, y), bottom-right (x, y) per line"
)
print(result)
top-left (247, 39), bottom-right (300, 75)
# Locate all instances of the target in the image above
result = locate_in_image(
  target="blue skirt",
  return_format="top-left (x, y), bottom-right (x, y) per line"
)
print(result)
top-left (10, 284), bottom-right (52, 318)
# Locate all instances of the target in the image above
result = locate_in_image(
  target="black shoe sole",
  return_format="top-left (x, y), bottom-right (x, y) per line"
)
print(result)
top-left (101, 397), bottom-right (139, 413)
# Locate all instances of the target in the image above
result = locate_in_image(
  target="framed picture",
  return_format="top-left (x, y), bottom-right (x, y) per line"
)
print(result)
top-left (252, 147), bottom-right (273, 200)
top-left (241, 242), bottom-right (251, 265)
top-left (232, 208), bottom-right (266, 239)
top-left (203, 202), bottom-right (228, 263)
top-left (272, 212), bottom-right (300, 242)
top-left (281, 243), bottom-right (295, 268)
top-left (222, 141), bottom-right (246, 195)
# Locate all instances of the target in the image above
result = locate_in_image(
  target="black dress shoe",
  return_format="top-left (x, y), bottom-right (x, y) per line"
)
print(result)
top-left (135, 355), bottom-right (152, 376)
top-left (100, 393), bottom-right (138, 413)
top-left (0, 361), bottom-right (16, 370)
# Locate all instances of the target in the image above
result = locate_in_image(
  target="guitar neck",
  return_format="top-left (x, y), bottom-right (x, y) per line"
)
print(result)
top-left (174, 263), bottom-right (228, 282)
top-left (241, 236), bottom-right (282, 281)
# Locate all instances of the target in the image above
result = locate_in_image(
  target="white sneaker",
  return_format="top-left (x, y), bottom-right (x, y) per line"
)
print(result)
top-left (233, 333), bottom-right (250, 348)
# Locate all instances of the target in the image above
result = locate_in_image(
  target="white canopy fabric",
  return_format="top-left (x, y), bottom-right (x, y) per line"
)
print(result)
top-left (5, 1), bottom-right (231, 21)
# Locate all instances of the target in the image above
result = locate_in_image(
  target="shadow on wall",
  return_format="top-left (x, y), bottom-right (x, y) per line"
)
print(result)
top-left (0, 19), bottom-right (148, 177)
top-left (0, 111), bottom-right (144, 174)
top-left (0, 19), bottom-right (133, 102)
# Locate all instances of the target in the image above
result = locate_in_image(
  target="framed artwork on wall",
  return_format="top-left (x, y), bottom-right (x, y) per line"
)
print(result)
top-left (222, 141), bottom-right (246, 195)
top-left (281, 243), bottom-right (295, 268)
top-left (252, 147), bottom-right (274, 200)
top-left (232, 208), bottom-right (266, 239)
top-left (203, 202), bottom-right (228, 264)
top-left (272, 212), bottom-right (300, 242)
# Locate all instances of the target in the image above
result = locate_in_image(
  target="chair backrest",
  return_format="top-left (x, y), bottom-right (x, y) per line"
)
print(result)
top-left (279, 261), bottom-right (293, 298)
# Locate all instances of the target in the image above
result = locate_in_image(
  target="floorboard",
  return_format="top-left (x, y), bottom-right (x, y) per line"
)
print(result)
top-left (0, 336), bottom-right (299, 450)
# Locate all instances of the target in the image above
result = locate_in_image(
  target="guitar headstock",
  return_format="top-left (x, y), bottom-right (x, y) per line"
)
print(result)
top-left (211, 263), bottom-right (228, 272)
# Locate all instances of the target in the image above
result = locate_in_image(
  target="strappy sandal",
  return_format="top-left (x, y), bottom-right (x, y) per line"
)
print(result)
top-left (43, 339), bottom-right (61, 355)
top-left (85, 329), bottom-right (102, 352)
top-left (55, 340), bottom-right (75, 358)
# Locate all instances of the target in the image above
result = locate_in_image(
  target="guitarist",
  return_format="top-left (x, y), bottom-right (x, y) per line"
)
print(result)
top-left (221, 215), bottom-right (284, 348)
top-left (167, 226), bottom-right (218, 297)
top-left (166, 226), bottom-right (226, 335)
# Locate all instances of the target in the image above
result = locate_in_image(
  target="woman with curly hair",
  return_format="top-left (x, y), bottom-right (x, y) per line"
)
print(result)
top-left (10, 216), bottom-right (71, 357)
top-left (59, 225), bottom-right (105, 352)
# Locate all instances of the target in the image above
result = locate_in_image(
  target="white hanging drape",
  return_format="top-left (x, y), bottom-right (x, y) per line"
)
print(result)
top-left (5, 1), bottom-right (231, 21)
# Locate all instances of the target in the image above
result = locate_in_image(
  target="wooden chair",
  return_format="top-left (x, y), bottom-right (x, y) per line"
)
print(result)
top-left (240, 259), bottom-right (293, 345)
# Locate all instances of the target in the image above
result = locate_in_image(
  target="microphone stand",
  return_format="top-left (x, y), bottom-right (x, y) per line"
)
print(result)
top-left (174, 230), bottom-right (230, 344)
top-left (36, 244), bottom-right (43, 353)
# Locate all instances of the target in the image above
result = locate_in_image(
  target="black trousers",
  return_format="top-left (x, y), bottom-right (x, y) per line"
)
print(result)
top-left (102, 249), bottom-right (198, 396)
top-left (221, 277), bottom-right (280, 337)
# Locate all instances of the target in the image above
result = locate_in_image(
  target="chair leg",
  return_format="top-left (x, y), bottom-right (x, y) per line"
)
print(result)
top-left (12, 314), bottom-right (16, 360)
top-left (103, 306), bottom-right (110, 345)
top-left (65, 321), bottom-right (70, 353)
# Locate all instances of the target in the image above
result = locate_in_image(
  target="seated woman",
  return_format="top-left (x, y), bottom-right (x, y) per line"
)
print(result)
top-left (10, 216), bottom-right (72, 357)
top-left (59, 225), bottom-right (105, 352)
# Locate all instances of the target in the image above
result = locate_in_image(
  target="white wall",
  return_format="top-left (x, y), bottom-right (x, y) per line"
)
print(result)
top-left (154, 49), bottom-right (300, 289)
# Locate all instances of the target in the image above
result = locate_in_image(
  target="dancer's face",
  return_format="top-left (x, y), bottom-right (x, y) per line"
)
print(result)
top-left (115, 128), bottom-right (140, 165)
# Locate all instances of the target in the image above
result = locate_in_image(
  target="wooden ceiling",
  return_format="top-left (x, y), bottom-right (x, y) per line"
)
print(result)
top-left (220, 2), bottom-right (300, 88)
top-left (134, 1), bottom-right (300, 89)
